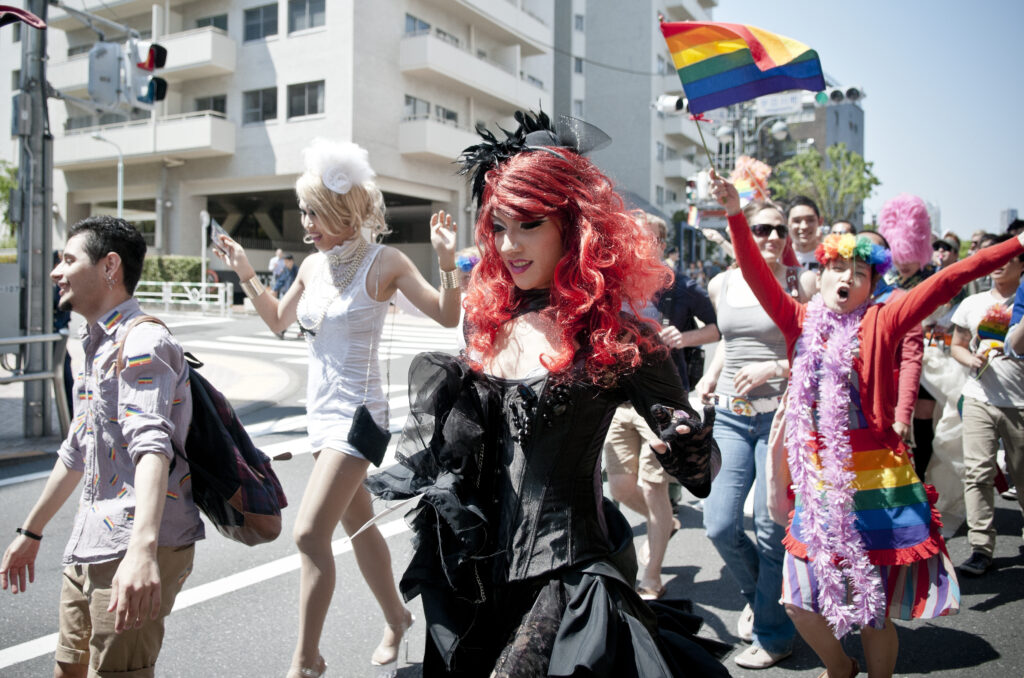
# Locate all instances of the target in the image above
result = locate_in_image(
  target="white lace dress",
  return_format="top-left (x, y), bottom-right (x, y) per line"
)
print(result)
top-left (296, 242), bottom-right (389, 459)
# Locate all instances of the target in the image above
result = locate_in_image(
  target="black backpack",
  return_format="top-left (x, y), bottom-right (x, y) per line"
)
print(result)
top-left (117, 316), bottom-right (288, 546)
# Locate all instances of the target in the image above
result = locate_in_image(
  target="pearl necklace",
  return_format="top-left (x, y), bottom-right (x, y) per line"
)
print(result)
top-left (299, 239), bottom-right (369, 336)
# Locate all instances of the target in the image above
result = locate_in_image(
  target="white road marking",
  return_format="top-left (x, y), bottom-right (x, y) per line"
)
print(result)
top-left (0, 518), bottom-right (412, 670)
top-left (0, 470), bottom-right (52, 487)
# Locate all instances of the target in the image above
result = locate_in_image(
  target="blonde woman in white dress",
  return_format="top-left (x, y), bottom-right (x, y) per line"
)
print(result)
top-left (215, 139), bottom-right (460, 678)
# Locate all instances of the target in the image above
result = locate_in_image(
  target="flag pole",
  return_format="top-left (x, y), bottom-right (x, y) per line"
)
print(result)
top-left (693, 118), bottom-right (717, 171)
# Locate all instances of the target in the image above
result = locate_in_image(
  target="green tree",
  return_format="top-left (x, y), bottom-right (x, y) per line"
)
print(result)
top-left (0, 160), bottom-right (17, 248)
top-left (767, 143), bottom-right (880, 226)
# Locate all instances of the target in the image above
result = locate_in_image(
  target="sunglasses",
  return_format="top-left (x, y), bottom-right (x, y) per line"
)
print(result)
top-left (751, 223), bottom-right (788, 238)
top-left (932, 242), bottom-right (954, 253)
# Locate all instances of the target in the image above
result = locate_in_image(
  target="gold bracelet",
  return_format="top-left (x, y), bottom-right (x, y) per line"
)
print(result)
top-left (439, 266), bottom-right (459, 290)
top-left (240, 275), bottom-right (266, 300)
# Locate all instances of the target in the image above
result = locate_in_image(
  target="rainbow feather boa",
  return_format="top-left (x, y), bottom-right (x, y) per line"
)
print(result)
top-left (785, 295), bottom-right (887, 637)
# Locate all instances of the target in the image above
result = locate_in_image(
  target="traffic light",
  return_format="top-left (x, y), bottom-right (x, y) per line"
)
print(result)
top-left (123, 38), bottom-right (167, 109)
top-left (814, 87), bottom-right (864, 106)
top-left (87, 41), bottom-right (123, 109)
top-left (655, 94), bottom-right (689, 114)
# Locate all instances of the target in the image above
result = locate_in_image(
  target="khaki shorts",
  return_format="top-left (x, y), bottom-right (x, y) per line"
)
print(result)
top-left (603, 404), bottom-right (668, 484)
top-left (56, 544), bottom-right (195, 678)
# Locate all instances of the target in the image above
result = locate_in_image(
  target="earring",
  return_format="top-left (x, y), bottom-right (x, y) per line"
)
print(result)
top-left (106, 275), bottom-right (115, 289)
top-left (302, 234), bottom-right (314, 244)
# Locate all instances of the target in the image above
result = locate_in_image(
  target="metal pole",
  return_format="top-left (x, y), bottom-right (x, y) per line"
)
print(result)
top-left (17, 0), bottom-right (53, 437)
top-left (91, 133), bottom-right (124, 217)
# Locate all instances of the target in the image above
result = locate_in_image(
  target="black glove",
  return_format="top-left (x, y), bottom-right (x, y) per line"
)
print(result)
top-left (649, 403), bottom-right (718, 496)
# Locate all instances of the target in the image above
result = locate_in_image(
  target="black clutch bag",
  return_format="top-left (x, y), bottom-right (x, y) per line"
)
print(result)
top-left (348, 404), bottom-right (391, 467)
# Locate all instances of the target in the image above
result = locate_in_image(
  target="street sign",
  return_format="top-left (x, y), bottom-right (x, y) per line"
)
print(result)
top-left (754, 92), bottom-right (804, 117)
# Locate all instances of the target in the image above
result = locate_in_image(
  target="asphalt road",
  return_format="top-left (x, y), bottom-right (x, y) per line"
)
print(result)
top-left (1, 312), bottom-right (1022, 677)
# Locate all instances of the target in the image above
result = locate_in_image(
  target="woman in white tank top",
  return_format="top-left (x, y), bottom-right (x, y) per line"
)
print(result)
top-left (214, 138), bottom-right (460, 678)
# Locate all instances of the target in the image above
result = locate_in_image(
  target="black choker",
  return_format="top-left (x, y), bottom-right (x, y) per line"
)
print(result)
top-left (511, 289), bottom-right (551, 319)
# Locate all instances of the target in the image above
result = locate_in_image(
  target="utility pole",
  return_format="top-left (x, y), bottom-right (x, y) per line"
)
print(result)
top-left (14, 0), bottom-right (53, 437)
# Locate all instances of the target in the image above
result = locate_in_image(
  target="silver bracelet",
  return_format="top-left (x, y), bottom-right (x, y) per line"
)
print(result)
top-left (439, 266), bottom-right (459, 290)
top-left (240, 275), bottom-right (266, 300)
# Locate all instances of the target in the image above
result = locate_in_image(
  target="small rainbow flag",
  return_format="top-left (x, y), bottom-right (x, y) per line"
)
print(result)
top-left (102, 516), bottom-right (115, 531)
top-left (172, 398), bottom-right (183, 406)
top-left (108, 472), bottom-right (119, 486)
top-left (166, 491), bottom-right (179, 500)
top-left (108, 446), bottom-right (116, 461)
top-left (124, 406), bottom-right (144, 417)
top-left (103, 310), bottom-right (122, 330)
top-left (126, 354), bottom-right (152, 367)
top-left (179, 473), bottom-right (191, 487)
top-left (660, 21), bottom-right (825, 114)
top-left (137, 377), bottom-right (153, 385)
top-left (117, 486), bottom-right (129, 498)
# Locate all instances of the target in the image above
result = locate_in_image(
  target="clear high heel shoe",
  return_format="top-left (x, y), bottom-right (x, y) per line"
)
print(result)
top-left (370, 612), bottom-right (415, 678)
top-left (287, 656), bottom-right (326, 678)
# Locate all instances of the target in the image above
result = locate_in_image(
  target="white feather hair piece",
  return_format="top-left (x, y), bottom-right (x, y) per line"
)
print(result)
top-left (302, 137), bottom-right (376, 195)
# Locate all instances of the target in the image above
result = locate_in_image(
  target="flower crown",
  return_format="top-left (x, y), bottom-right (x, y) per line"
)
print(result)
top-left (814, 233), bottom-right (892, 275)
top-left (302, 137), bottom-right (375, 195)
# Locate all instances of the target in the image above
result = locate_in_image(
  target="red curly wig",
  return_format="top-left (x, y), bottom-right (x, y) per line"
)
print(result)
top-left (464, 148), bottom-right (672, 385)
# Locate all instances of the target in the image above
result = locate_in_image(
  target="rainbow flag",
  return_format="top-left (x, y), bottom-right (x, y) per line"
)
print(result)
top-left (660, 21), bottom-right (825, 114)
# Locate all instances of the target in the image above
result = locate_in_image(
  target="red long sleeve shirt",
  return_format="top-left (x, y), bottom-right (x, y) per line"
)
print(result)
top-left (727, 213), bottom-right (1024, 451)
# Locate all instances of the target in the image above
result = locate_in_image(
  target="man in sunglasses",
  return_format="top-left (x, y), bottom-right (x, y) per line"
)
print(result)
top-left (786, 196), bottom-right (824, 272)
top-left (933, 234), bottom-right (961, 271)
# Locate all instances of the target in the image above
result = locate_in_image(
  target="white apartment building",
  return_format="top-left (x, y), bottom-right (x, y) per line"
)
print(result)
top-left (553, 0), bottom-right (716, 224)
top-left (2, 0), bottom-right (553, 279)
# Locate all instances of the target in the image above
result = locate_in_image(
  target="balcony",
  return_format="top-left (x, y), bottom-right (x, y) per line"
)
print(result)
top-left (158, 27), bottom-right (237, 82)
top-left (399, 116), bottom-right (480, 163)
top-left (663, 0), bottom-right (711, 21)
top-left (54, 112), bottom-right (235, 170)
top-left (48, 27), bottom-right (235, 96)
top-left (663, 157), bottom-right (699, 181)
top-left (419, 0), bottom-right (550, 55)
top-left (400, 32), bottom-right (551, 112)
top-left (663, 114), bottom-right (703, 146)
top-left (48, 0), bottom-right (190, 31)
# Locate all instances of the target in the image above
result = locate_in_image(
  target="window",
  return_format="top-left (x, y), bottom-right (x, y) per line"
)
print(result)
top-left (573, 57), bottom-right (583, 74)
top-left (287, 80), bottom-right (324, 118)
top-left (435, 105), bottom-right (458, 126)
top-left (405, 13), bottom-right (429, 35)
top-left (667, 190), bottom-right (678, 203)
top-left (197, 14), bottom-right (228, 31)
top-left (525, 74), bottom-right (543, 88)
top-left (574, 14), bottom-right (584, 31)
top-left (244, 4), bottom-right (278, 41)
top-left (12, 22), bottom-right (20, 42)
top-left (656, 186), bottom-right (665, 206)
top-left (11, 69), bottom-right (20, 92)
top-left (476, 48), bottom-right (488, 60)
top-left (243, 87), bottom-right (277, 123)
top-left (572, 99), bottom-right (583, 117)
top-left (195, 95), bottom-right (227, 115)
top-left (434, 27), bottom-right (459, 47)
top-left (288, 0), bottom-right (325, 33)
top-left (404, 95), bottom-right (430, 120)
top-left (656, 141), bottom-right (665, 162)
top-left (68, 44), bottom-right (91, 57)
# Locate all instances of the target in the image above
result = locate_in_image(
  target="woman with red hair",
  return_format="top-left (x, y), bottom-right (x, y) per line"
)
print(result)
top-left (367, 112), bottom-right (729, 677)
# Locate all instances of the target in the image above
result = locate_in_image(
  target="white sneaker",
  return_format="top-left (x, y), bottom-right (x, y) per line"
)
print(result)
top-left (734, 645), bottom-right (792, 669)
top-left (736, 603), bottom-right (754, 643)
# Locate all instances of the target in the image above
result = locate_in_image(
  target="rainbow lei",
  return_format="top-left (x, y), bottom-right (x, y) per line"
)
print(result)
top-left (785, 295), bottom-right (886, 637)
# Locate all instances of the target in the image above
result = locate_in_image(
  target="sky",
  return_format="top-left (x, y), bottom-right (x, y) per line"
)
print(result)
top-left (712, 0), bottom-right (1023, 237)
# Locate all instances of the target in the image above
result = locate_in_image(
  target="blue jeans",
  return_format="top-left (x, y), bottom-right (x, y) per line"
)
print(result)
top-left (703, 407), bottom-right (795, 654)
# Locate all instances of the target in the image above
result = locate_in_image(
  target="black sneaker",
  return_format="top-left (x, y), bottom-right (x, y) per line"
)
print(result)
top-left (958, 551), bottom-right (993, 576)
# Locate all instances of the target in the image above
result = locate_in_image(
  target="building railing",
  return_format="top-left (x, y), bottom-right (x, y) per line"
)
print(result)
top-left (0, 332), bottom-right (71, 435)
top-left (63, 110), bottom-right (228, 137)
top-left (134, 281), bottom-right (235, 315)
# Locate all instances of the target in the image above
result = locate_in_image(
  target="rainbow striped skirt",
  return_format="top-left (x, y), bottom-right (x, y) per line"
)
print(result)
top-left (781, 428), bottom-right (960, 623)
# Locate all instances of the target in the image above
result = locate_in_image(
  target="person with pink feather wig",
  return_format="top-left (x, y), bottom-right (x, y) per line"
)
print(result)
top-left (876, 194), bottom-right (940, 482)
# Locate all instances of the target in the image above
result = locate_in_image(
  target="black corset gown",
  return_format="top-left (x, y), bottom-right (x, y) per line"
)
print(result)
top-left (365, 351), bottom-right (731, 677)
